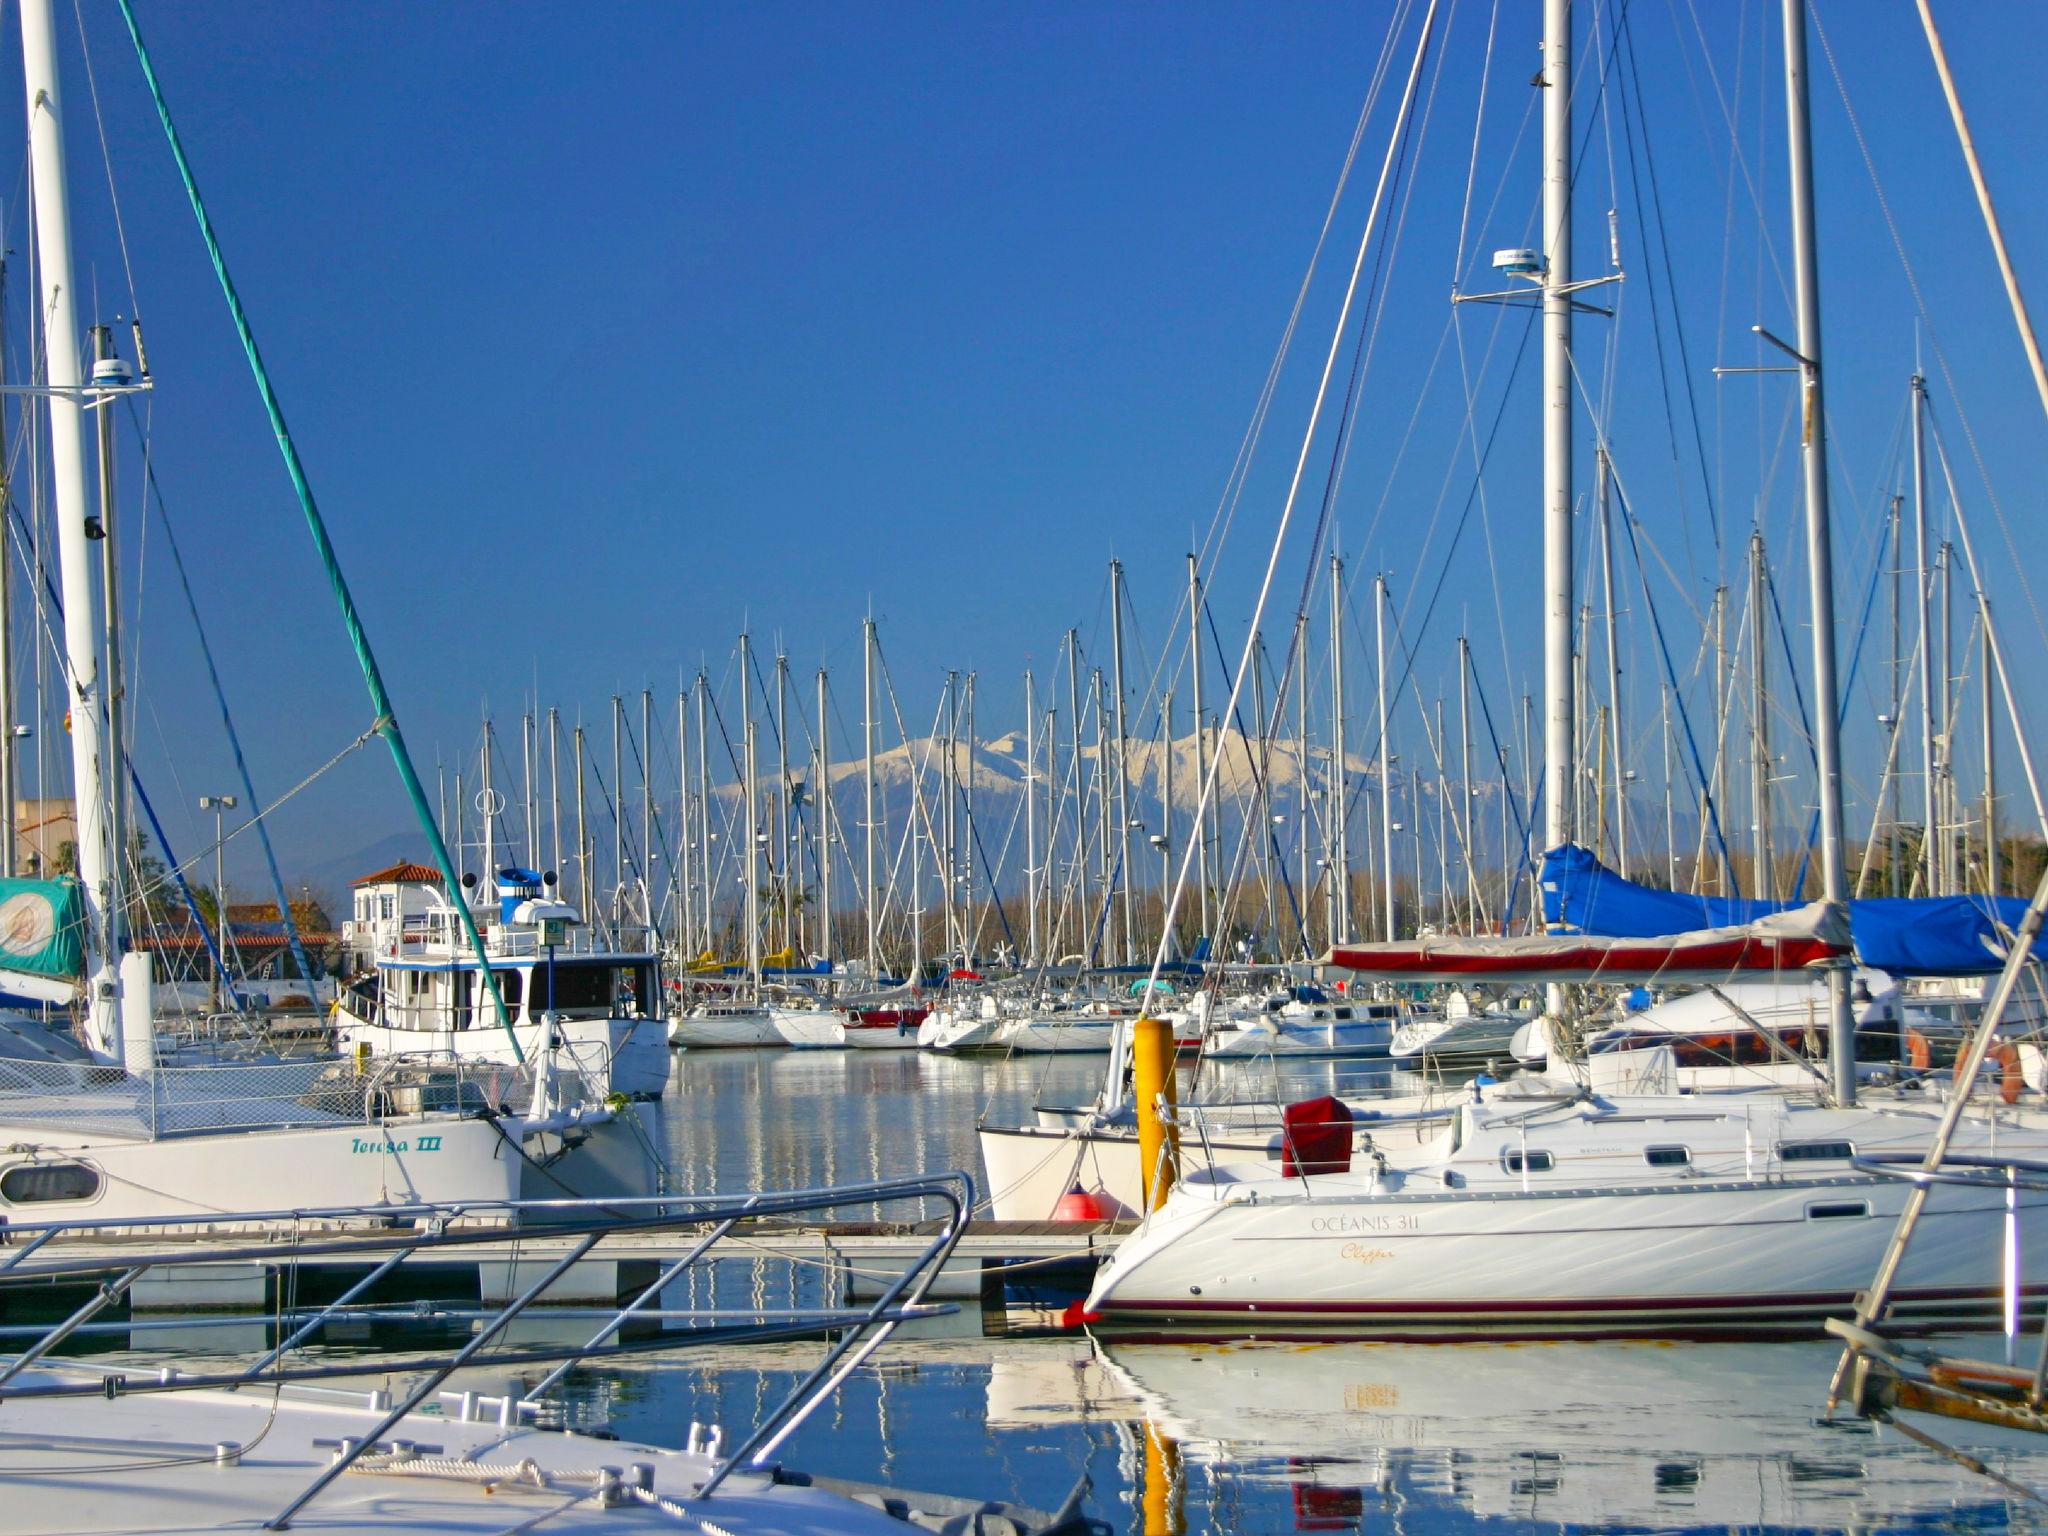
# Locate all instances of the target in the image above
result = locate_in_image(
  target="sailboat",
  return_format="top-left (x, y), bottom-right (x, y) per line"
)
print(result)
top-left (1082, 0), bottom-right (2048, 1339)
top-left (0, 0), bottom-right (623, 1227)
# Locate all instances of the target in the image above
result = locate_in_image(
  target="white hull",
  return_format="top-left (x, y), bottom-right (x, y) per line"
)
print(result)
top-left (836, 1020), bottom-right (922, 1049)
top-left (336, 1009), bottom-right (670, 1099)
top-left (1202, 1018), bottom-right (1391, 1059)
top-left (0, 1113), bottom-right (524, 1225)
top-left (1087, 1094), bottom-right (2048, 1340)
top-left (770, 1007), bottom-right (844, 1048)
top-left (996, 1017), bottom-right (1117, 1054)
top-left (668, 1009), bottom-right (781, 1048)
top-left (918, 1010), bottom-right (1005, 1051)
top-left (1388, 1011), bottom-right (1524, 1061)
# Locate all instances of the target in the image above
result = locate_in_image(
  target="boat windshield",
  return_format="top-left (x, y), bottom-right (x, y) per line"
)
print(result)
top-left (531, 960), bottom-right (656, 1020)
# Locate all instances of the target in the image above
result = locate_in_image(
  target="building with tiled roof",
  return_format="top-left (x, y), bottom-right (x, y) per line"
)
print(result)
top-left (351, 860), bottom-right (445, 887)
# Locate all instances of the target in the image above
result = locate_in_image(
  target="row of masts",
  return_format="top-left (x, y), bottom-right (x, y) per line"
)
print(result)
top-left (430, 449), bottom-right (2028, 982)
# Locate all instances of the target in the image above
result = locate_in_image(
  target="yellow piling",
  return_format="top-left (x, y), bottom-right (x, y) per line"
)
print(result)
top-left (1133, 1014), bottom-right (1179, 1212)
top-left (1142, 1418), bottom-right (1185, 1536)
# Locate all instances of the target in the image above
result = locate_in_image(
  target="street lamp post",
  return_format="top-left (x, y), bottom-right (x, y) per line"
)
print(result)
top-left (199, 794), bottom-right (236, 1013)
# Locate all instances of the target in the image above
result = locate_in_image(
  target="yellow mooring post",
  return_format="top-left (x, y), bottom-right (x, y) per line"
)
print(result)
top-left (1141, 1417), bottom-right (1185, 1536)
top-left (1133, 1014), bottom-right (1180, 1211)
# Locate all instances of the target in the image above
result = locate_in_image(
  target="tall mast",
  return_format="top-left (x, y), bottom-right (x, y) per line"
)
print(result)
top-left (91, 326), bottom-right (126, 958)
top-left (776, 654), bottom-right (792, 952)
top-left (1294, 612), bottom-right (1310, 947)
top-left (1109, 559), bottom-right (1135, 964)
top-left (609, 694), bottom-right (624, 923)
top-left (1458, 636), bottom-right (1477, 925)
top-left (547, 707), bottom-right (561, 883)
top-left (1065, 632), bottom-right (1083, 960)
top-left (862, 618), bottom-right (878, 975)
top-left (1911, 372), bottom-right (1935, 895)
top-left (1983, 608), bottom-right (1998, 893)
top-left (1374, 574), bottom-right (1394, 942)
top-left (694, 676), bottom-right (710, 955)
top-left (1596, 447), bottom-right (1627, 876)
top-left (521, 710), bottom-right (536, 866)
top-left (1330, 555), bottom-right (1351, 940)
top-left (21, 0), bottom-right (119, 1058)
top-left (1748, 530), bottom-right (1773, 897)
top-left (573, 725), bottom-right (589, 921)
top-left (1024, 668), bottom-right (1039, 964)
top-left (737, 633), bottom-right (752, 951)
top-left (0, 254), bottom-right (13, 881)
top-left (1887, 494), bottom-right (1903, 890)
top-left (1160, 687), bottom-right (1174, 949)
top-left (676, 690), bottom-right (690, 958)
top-left (816, 666), bottom-right (831, 961)
top-left (640, 689), bottom-right (654, 926)
top-left (964, 671), bottom-right (978, 960)
top-left (1939, 541), bottom-right (1956, 895)
top-left (744, 718), bottom-right (760, 991)
top-left (1540, 0), bottom-right (1576, 998)
top-left (1187, 554), bottom-right (1210, 940)
top-left (1781, 0), bottom-right (1856, 1104)
top-left (941, 670), bottom-right (957, 958)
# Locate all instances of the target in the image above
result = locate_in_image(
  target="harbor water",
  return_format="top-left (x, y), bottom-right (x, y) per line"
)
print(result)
top-left (548, 1049), bottom-right (2048, 1534)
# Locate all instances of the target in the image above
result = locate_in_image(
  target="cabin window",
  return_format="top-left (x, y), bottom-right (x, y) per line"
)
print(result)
top-left (1333, 1007), bottom-right (1353, 1021)
top-left (1644, 1145), bottom-right (1690, 1167)
top-left (1806, 1200), bottom-right (1870, 1220)
top-left (1502, 1149), bottom-right (1554, 1174)
top-left (531, 962), bottom-right (653, 1020)
top-left (1, 1161), bottom-right (101, 1204)
top-left (1778, 1140), bottom-right (1854, 1163)
top-left (490, 969), bottom-right (523, 1016)
top-left (379, 895), bottom-right (394, 920)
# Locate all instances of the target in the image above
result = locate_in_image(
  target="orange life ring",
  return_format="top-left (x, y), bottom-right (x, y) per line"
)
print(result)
top-left (1992, 1042), bottom-right (2023, 1105)
top-left (1906, 1027), bottom-right (1932, 1070)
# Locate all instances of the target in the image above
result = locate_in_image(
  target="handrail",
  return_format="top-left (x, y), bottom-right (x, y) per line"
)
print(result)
top-left (0, 1175), bottom-right (975, 1526)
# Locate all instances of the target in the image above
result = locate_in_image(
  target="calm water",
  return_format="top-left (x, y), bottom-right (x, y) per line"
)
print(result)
top-left (577, 1047), bottom-right (2048, 1534)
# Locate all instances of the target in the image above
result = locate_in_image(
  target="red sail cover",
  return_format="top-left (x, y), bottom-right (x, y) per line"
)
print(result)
top-left (1319, 902), bottom-right (1850, 984)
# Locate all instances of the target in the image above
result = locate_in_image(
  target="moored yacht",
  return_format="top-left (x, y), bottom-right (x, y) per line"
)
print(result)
top-left (336, 864), bottom-right (670, 1099)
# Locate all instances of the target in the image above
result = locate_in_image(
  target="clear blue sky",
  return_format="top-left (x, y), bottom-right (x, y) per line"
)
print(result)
top-left (5, 1), bottom-right (2046, 894)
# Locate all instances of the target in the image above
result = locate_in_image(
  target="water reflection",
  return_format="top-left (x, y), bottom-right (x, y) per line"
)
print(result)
top-left (632, 1048), bottom-right (2048, 1532)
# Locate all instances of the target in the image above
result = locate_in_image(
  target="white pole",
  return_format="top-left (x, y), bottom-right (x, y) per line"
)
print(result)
top-left (1541, 0), bottom-right (1576, 1024)
top-left (862, 618), bottom-right (878, 975)
top-left (1374, 575), bottom-right (1394, 942)
top-left (1912, 372), bottom-right (1937, 896)
top-left (1330, 554), bottom-right (1350, 940)
top-left (1781, 0), bottom-right (1856, 1105)
top-left (20, 0), bottom-right (119, 1062)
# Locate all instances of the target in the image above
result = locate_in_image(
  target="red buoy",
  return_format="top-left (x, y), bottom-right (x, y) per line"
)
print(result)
top-left (1054, 1185), bottom-right (1109, 1222)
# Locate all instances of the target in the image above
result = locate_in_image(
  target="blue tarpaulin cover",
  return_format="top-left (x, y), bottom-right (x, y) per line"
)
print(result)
top-left (1540, 843), bottom-right (2033, 977)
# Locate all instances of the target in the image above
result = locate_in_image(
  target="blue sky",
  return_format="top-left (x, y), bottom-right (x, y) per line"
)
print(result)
top-left (5, 1), bottom-right (2047, 895)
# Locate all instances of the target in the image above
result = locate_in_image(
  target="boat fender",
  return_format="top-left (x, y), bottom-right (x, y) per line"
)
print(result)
top-left (1054, 1186), bottom-right (1109, 1223)
top-left (1906, 1027), bottom-right (1932, 1070)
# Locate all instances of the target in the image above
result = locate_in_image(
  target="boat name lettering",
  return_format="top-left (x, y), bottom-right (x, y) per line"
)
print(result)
top-left (351, 1134), bottom-right (443, 1154)
top-left (1309, 1214), bottom-right (1419, 1233)
top-left (1339, 1244), bottom-right (1396, 1265)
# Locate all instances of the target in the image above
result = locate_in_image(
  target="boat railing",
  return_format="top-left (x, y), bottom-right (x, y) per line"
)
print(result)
top-left (0, 1173), bottom-right (976, 1526)
top-left (0, 1052), bottom-right (574, 1139)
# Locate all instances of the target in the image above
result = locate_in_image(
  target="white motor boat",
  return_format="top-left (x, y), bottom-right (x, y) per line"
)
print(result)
top-left (1083, 1084), bottom-right (2048, 1340)
top-left (1202, 989), bottom-right (1398, 1059)
top-left (336, 866), bottom-right (670, 1099)
top-left (1387, 990), bottom-right (1529, 1062)
top-left (919, 994), bottom-right (1007, 1051)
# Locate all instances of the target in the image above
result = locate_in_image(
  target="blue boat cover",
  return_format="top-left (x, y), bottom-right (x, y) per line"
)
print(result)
top-left (1540, 843), bottom-right (2034, 977)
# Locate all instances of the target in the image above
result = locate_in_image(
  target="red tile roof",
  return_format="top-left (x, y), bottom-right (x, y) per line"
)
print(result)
top-left (352, 861), bottom-right (445, 887)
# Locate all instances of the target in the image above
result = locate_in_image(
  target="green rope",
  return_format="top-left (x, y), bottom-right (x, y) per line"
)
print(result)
top-left (115, 0), bottom-right (520, 1060)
